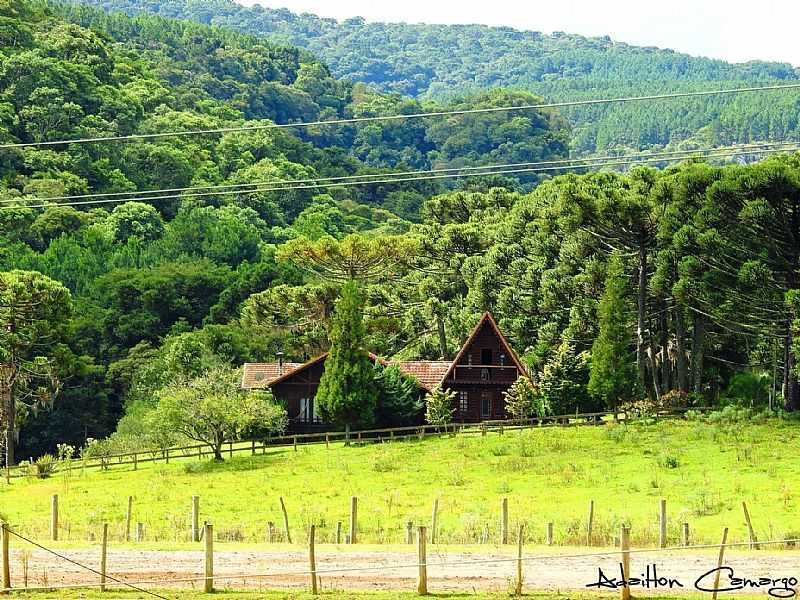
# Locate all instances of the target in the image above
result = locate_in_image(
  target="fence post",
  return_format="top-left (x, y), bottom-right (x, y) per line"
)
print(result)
top-left (712, 528), bottom-right (729, 600)
top-left (501, 498), bottom-right (509, 544)
top-left (309, 524), bottom-right (317, 595)
top-left (100, 523), bottom-right (108, 593)
top-left (251, 440), bottom-right (256, 455)
top-left (417, 526), bottom-right (427, 595)
top-left (267, 521), bottom-right (275, 544)
top-left (203, 523), bottom-right (214, 593)
top-left (406, 521), bottom-right (414, 545)
top-left (742, 502), bottom-right (759, 549)
top-left (659, 498), bottom-right (667, 548)
top-left (620, 526), bottom-right (631, 600)
top-left (515, 523), bottom-right (524, 596)
top-left (280, 497), bottom-right (292, 544)
top-left (191, 496), bottom-right (200, 542)
top-left (430, 499), bottom-right (439, 545)
top-left (125, 496), bottom-right (133, 542)
top-left (586, 499), bottom-right (594, 546)
top-left (293, 436), bottom-right (297, 452)
top-left (133, 453), bottom-right (138, 471)
top-left (229, 441), bottom-right (233, 459)
top-left (1, 522), bottom-right (10, 593)
top-left (682, 522), bottom-right (689, 547)
top-left (350, 496), bottom-right (358, 544)
top-left (546, 522), bottom-right (554, 546)
top-left (136, 523), bottom-right (144, 543)
top-left (336, 521), bottom-right (342, 545)
top-left (50, 495), bottom-right (58, 542)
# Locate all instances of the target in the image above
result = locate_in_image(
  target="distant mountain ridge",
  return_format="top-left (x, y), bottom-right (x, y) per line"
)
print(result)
top-left (68, 0), bottom-right (800, 153)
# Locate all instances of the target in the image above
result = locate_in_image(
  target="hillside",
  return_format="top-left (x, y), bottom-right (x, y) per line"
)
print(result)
top-left (4, 418), bottom-right (798, 548)
top-left (0, 0), bottom-right (571, 458)
top-left (68, 0), bottom-right (800, 153)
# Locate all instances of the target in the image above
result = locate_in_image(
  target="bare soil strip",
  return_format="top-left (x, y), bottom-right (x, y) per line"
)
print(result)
top-left (10, 547), bottom-right (800, 594)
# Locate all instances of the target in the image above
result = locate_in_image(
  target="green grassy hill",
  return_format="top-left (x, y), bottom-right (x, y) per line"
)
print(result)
top-left (3, 416), bottom-right (798, 549)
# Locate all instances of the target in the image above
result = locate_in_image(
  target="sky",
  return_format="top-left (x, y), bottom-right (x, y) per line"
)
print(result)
top-left (238, 0), bottom-right (800, 67)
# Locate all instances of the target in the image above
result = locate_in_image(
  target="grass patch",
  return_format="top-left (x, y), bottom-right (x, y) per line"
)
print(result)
top-left (1, 419), bottom-right (798, 548)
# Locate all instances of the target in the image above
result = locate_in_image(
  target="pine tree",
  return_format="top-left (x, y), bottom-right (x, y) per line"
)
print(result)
top-left (588, 255), bottom-right (638, 410)
top-left (316, 281), bottom-right (378, 428)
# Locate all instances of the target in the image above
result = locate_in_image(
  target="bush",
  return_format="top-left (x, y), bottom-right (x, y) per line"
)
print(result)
top-left (722, 372), bottom-right (770, 408)
top-left (29, 454), bottom-right (57, 479)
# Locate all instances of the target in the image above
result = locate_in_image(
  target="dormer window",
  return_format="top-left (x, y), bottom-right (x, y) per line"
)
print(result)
top-left (481, 349), bottom-right (492, 365)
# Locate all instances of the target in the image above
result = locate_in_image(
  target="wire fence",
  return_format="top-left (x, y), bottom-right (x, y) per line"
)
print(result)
top-left (2, 524), bottom-right (799, 598)
top-left (9, 407), bottom-right (710, 480)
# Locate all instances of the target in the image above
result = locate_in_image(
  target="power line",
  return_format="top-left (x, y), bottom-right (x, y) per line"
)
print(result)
top-left (5, 143), bottom-right (798, 211)
top-left (4, 527), bottom-right (169, 600)
top-left (3, 83), bottom-right (800, 149)
top-left (6, 140), bottom-right (795, 206)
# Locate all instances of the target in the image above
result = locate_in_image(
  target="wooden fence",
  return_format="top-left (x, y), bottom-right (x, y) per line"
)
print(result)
top-left (8, 407), bottom-right (709, 479)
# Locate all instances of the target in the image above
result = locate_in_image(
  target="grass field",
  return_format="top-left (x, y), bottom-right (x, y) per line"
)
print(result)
top-left (1, 416), bottom-right (799, 548)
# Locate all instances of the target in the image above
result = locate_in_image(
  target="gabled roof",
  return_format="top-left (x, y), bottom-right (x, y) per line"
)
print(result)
top-left (393, 361), bottom-right (452, 390)
top-left (241, 361), bottom-right (304, 389)
top-left (242, 351), bottom-right (386, 390)
top-left (241, 312), bottom-right (527, 391)
top-left (441, 312), bottom-right (528, 382)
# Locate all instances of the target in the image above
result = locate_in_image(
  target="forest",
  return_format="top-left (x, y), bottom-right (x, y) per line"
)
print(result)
top-left (71, 0), bottom-right (800, 154)
top-left (1, 0), bottom-right (800, 464)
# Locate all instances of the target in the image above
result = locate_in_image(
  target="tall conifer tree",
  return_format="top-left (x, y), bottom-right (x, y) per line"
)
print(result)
top-left (316, 281), bottom-right (378, 428)
top-left (588, 255), bottom-right (638, 410)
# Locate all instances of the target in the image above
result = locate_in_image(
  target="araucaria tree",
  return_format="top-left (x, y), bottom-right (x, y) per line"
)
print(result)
top-left (424, 386), bottom-right (455, 427)
top-left (153, 367), bottom-right (287, 461)
top-left (588, 255), bottom-right (638, 410)
top-left (316, 281), bottom-right (379, 428)
top-left (0, 271), bottom-right (72, 466)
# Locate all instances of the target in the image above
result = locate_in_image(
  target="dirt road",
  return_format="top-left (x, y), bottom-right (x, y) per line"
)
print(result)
top-left (10, 546), bottom-right (800, 595)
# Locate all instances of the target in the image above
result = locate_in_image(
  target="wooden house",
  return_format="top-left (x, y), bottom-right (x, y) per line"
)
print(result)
top-left (241, 312), bottom-right (528, 430)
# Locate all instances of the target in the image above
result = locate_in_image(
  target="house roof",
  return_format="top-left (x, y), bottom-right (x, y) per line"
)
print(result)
top-left (241, 312), bottom-right (527, 391)
top-left (441, 312), bottom-right (529, 383)
top-left (393, 361), bottom-right (452, 390)
top-left (241, 361), bottom-right (304, 389)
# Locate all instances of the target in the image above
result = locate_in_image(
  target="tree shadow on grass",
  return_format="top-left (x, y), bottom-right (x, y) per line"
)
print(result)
top-left (182, 448), bottom-right (293, 475)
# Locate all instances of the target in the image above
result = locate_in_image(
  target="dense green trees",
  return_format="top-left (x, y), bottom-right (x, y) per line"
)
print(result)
top-left (4, 0), bottom-right (800, 462)
top-left (76, 0), bottom-right (800, 154)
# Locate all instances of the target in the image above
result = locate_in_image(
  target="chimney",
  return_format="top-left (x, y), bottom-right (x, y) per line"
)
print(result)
top-left (277, 351), bottom-right (284, 375)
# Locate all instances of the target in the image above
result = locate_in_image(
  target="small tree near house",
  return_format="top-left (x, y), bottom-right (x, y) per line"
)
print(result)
top-left (425, 386), bottom-right (455, 430)
top-left (152, 367), bottom-right (287, 460)
top-left (503, 376), bottom-right (548, 423)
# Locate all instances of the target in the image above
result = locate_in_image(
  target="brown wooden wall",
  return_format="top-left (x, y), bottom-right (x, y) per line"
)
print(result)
top-left (442, 320), bottom-right (520, 423)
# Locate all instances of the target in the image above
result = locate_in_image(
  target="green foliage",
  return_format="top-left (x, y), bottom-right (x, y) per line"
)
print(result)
top-left (373, 363), bottom-right (422, 427)
top-left (316, 281), bottom-right (378, 428)
top-left (424, 386), bottom-right (455, 426)
top-left (77, 0), bottom-right (800, 153)
top-left (152, 367), bottom-right (287, 460)
top-left (722, 372), bottom-right (771, 408)
top-left (106, 201), bottom-right (164, 243)
top-left (588, 255), bottom-right (638, 409)
top-left (538, 342), bottom-right (595, 415)
top-left (502, 376), bottom-right (547, 420)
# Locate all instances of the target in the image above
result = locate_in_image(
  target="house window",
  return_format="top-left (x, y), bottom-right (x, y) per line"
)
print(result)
top-left (459, 391), bottom-right (469, 414)
top-left (481, 349), bottom-right (493, 365)
top-left (299, 397), bottom-right (314, 422)
top-left (480, 391), bottom-right (491, 418)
